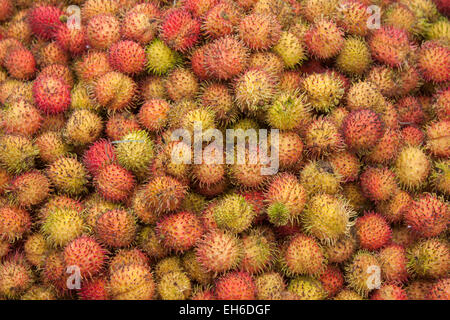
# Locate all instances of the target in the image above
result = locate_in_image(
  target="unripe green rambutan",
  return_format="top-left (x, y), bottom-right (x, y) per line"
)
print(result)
top-left (0, 206), bottom-right (31, 243)
top-left (180, 107), bottom-right (216, 135)
top-left (212, 193), bottom-right (255, 234)
top-left (215, 271), bottom-right (256, 300)
top-left (303, 193), bottom-right (355, 244)
top-left (273, 31), bottom-right (306, 68)
top-left (378, 244), bottom-right (409, 283)
top-left (376, 190), bottom-right (412, 223)
top-left (426, 19), bottom-right (450, 44)
top-left (108, 264), bottom-right (155, 300)
top-left (336, 0), bottom-right (370, 36)
top-left (300, 161), bottom-right (342, 195)
top-left (240, 229), bottom-right (275, 274)
top-left (394, 146), bottom-right (430, 190)
top-left (41, 206), bottom-right (86, 247)
top-left (95, 163), bottom-right (135, 203)
top-left (301, 72), bottom-right (344, 113)
top-left (324, 236), bottom-right (356, 264)
top-left (355, 212), bottom-right (392, 251)
top-left (407, 238), bottom-right (449, 279)
top-left (305, 19), bottom-right (344, 59)
top-left (404, 193), bottom-right (448, 238)
top-left (281, 234), bottom-right (327, 277)
top-left (266, 91), bottom-right (312, 131)
top-left (115, 130), bottom-right (154, 178)
top-left (182, 250), bottom-right (213, 285)
top-left (0, 134), bottom-right (39, 174)
top-left (333, 289), bottom-right (364, 300)
top-left (64, 109), bottom-right (103, 146)
top-left (235, 68), bottom-right (277, 113)
top-left (94, 71), bottom-right (137, 112)
top-left (9, 170), bottom-right (51, 208)
top-left (146, 39), bottom-right (180, 75)
top-left (346, 81), bottom-right (386, 113)
top-left (138, 226), bottom-right (169, 260)
top-left (86, 14), bottom-right (120, 50)
top-left (255, 272), bottom-right (285, 300)
top-left (154, 256), bottom-right (183, 280)
top-left (165, 67), bottom-right (199, 102)
top-left (265, 173), bottom-right (306, 225)
top-left (95, 209), bottom-right (137, 248)
top-left (345, 250), bottom-right (381, 297)
top-left (195, 229), bottom-right (243, 274)
top-left (158, 271), bottom-right (192, 300)
top-left (47, 156), bottom-right (89, 196)
top-left (336, 36), bottom-right (371, 76)
top-left (287, 276), bottom-right (327, 300)
top-left (342, 109), bottom-right (385, 154)
top-left (0, 255), bottom-right (34, 299)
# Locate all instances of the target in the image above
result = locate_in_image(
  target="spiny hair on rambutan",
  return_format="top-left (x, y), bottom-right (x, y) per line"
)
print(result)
top-left (336, 36), bottom-right (372, 76)
top-left (345, 81), bottom-right (386, 114)
top-left (158, 271), bottom-right (192, 300)
top-left (299, 160), bottom-right (342, 196)
top-left (0, 254), bottom-right (34, 299)
top-left (105, 111), bottom-right (141, 141)
top-left (86, 14), bottom-right (120, 50)
top-left (78, 277), bottom-right (109, 300)
top-left (417, 40), bottom-right (450, 83)
top-left (9, 170), bottom-right (51, 208)
top-left (23, 233), bottom-right (48, 268)
top-left (1, 99), bottom-right (42, 137)
top-left (254, 272), bottom-right (285, 300)
top-left (371, 283), bottom-right (408, 300)
top-left (160, 8), bottom-right (200, 52)
top-left (301, 71), bottom-right (345, 113)
top-left (407, 238), bottom-right (449, 279)
top-left (376, 189), bottom-right (412, 224)
top-left (240, 229), bottom-right (276, 274)
top-left (355, 212), bottom-right (392, 251)
top-left (108, 40), bottom-right (146, 75)
top-left (108, 248), bottom-right (149, 273)
top-left (138, 99), bottom-right (171, 132)
top-left (64, 109), bottom-right (103, 146)
top-left (202, 0), bottom-right (242, 39)
top-left (431, 160), bottom-right (450, 196)
top-left (273, 31), bottom-right (306, 68)
top-left (365, 128), bottom-right (402, 165)
top-left (27, 5), bottom-right (64, 40)
top-left (82, 139), bottom-right (117, 177)
top-left (378, 244), bottom-right (409, 283)
top-left (145, 39), bottom-right (181, 76)
top-left (215, 271), bottom-right (256, 300)
top-left (198, 82), bottom-right (238, 126)
top-left (33, 75), bottom-right (71, 115)
top-left (137, 226), bottom-right (170, 260)
top-left (266, 91), bottom-right (312, 131)
top-left (0, 206), bottom-right (31, 243)
top-left (35, 131), bottom-right (71, 165)
top-left (4, 47), bottom-right (36, 80)
top-left (46, 155), bottom-right (89, 196)
top-left (238, 13), bottom-right (281, 50)
top-left (121, 3), bottom-right (161, 45)
top-left (212, 193), bottom-right (255, 234)
top-left (272, 131), bottom-right (303, 169)
top-left (95, 209), bottom-right (137, 248)
top-left (344, 250), bottom-right (381, 297)
top-left (287, 276), bottom-right (327, 300)
top-left (360, 166), bottom-right (398, 202)
top-left (328, 151), bottom-right (360, 182)
top-left (336, 0), bottom-right (370, 36)
top-left (394, 145), bottom-right (431, 190)
top-left (165, 67), bottom-right (199, 102)
top-left (319, 265), bottom-right (344, 298)
top-left (93, 71), bottom-right (137, 112)
top-left (94, 163), bottom-right (136, 203)
top-left (0, 134), bottom-right (39, 174)
top-left (425, 120), bottom-right (450, 158)
top-left (108, 263), bottom-right (155, 300)
top-left (304, 117), bottom-right (344, 158)
top-left (304, 19), bottom-right (344, 60)
top-left (74, 50), bottom-right (112, 84)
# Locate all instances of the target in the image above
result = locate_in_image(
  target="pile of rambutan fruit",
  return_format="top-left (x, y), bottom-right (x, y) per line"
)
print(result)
top-left (0, 0), bottom-right (448, 300)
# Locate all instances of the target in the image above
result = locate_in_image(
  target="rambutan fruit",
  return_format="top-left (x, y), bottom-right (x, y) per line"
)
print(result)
top-left (165, 67), bottom-right (199, 102)
top-left (305, 19), bottom-right (344, 59)
top-left (287, 276), bottom-right (327, 300)
top-left (23, 233), bottom-right (48, 268)
top-left (365, 129), bottom-right (402, 165)
top-left (360, 167), bottom-right (398, 202)
top-left (238, 13), bottom-right (281, 50)
top-left (301, 72), bottom-right (344, 113)
top-left (184, 0), bottom-right (218, 17)
top-left (21, 285), bottom-right (57, 300)
top-left (1, 99), bottom-right (42, 137)
top-left (378, 244), bottom-right (409, 283)
top-left (417, 41), bottom-right (449, 83)
top-left (382, 3), bottom-right (419, 36)
top-left (371, 283), bottom-right (408, 300)
top-left (40, 64), bottom-right (74, 88)
top-left (255, 272), bottom-right (285, 300)
top-left (346, 81), bottom-right (386, 113)
top-left (406, 280), bottom-right (434, 300)
top-left (319, 265), bottom-right (344, 298)
top-left (41, 206), bottom-right (86, 247)
top-left (394, 146), bottom-right (430, 190)
top-left (9, 170), bottom-right (50, 208)
top-left (158, 271), bottom-right (192, 300)
top-left (0, 0), bottom-right (12, 22)
top-left (396, 96), bottom-right (425, 126)
top-left (195, 229), bottom-right (243, 274)
top-left (95, 209), bottom-right (136, 248)
top-left (155, 256), bottom-right (183, 279)
top-left (105, 112), bottom-right (141, 141)
top-left (355, 212), bottom-right (392, 251)
top-left (41, 252), bottom-right (68, 294)
top-left (86, 14), bottom-right (120, 50)
top-left (252, 0), bottom-right (294, 28)
top-left (228, 147), bottom-right (268, 190)
top-left (265, 173), bottom-right (306, 225)
top-left (63, 236), bottom-right (107, 279)
top-left (404, 193), bottom-right (448, 238)
top-left (202, 1), bottom-right (242, 39)
top-left (304, 118), bottom-right (344, 158)
top-left (366, 66), bottom-right (397, 98)
top-left (266, 91), bottom-right (312, 131)
top-left (300, 0), bottom-right (338, 22)
top-left (369, 26), bottom-right (415, 68)
top-left (0, 134), bottom-right (39, 174)
top-left (27, 5), bottom-right (63, 40)
top-left (35, 131), bottom-right (70, 164)
top-left (203, 35), bottom-right (249, 80)
top-left (137, 226), bottom-right (169, 260)
top-left (407, 238), bottom-right (450, 279)
top-left (0, 38), bottom-right (23, 66)
top-left (191, 287), bottom-right (217, 300)
top-left (121, 3), bottom-right (160, 45)
top-left (401, 126), bottom-right (425, 146)
top-left (328, 151), bottom-right (360, 182)
top-left (324, 236), bottom-right (356, 264)
top-left (64, 109), bottom-right (103, 146)
top-left (78, 277), bottom-right (108, 300)
top-left (145, 39), bottom-right (180, 75)
top-left (341, 109), bottom-right (385, 154)
top-left (33, 40), bottom-right (68, 67)
top-left (74, 51), bottom-right (112, 83)
top-left (336, 0), bottom-right (370, 36)
top-left (234, 68), bottom-right (277, 113)
top-left (425, 120), bottom-right (450, 158)
top-left (431, 160), bottom-right (450, 196)
top-left (160, 8), bottom-right (200, 52)
top-left (272, 131), bottom-right (303, 169)
top-left (240, 230), bottom-right (275, 274)
top-left (94, 163), bottom-right (135, 203)
top-left (142, 175), bottom-right (187, 215)
top-left (108, 264), bottom-right (154, 300)
top-left (376, 190), bottom-right (412, 223)
top-left (108, 40), bottom-right (145, 75)
top-left (82, 139), bottom-right (116, 177)
top-left (33, 75), bottom-right (71, 115)
top-left (333, 289), bottom-right (364, 300)
top-left (212, 193), bottom-right (254, 234)
top-left (426, 18), bottom-right (450, 44)
top-left (391, 224), bottom-right (417, 248)
top-left (54, 24), bottom-right (87, 56)
top-left (0, 206), bottom-right (31, 243)
top-left (272, 31), bottom-right (306, 68)
top-left (47, 156), bottom-right (88, 196)
top-left (215, 271), bottom-right (256, 300)
top-left (303, 193), bottom-right (355, 244)
top-left (281, 234), bottom-right (327, 277)
top-left (81, 0), bottom-right (120, 22)
top-left (109, 248), bottom-right (149, 273)
top-left (300, 161), bottom-right (342, 195)
top-left (182, 250), bottom-right (213, 285)
top-left (0, 255), bottom-right (34, 299)
top-left (336, 36), bottom-right (371, 76)
top-left (199, 82), bottom-right (237, 126)
top-left (248, 51), bottom-right (284, 77)
top-left (94, 71), bottom-right (137, 112)
top-left (138, 99), bottom-right (170, 132)
top-left (39, 195), bottom-right (84, 222)
top-left (4, 47), bottom-right (35, 80)
top-left (140, 76), bottom-right (167, 100)
top-left (427, 278), bottom-right (450, 300)
top-left (345, 250), bottom-right (381, 297)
